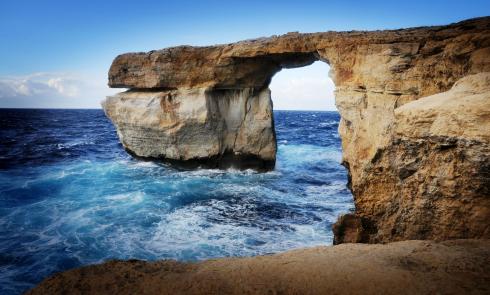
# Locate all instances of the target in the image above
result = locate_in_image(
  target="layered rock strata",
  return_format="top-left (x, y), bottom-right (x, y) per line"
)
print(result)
top-left (103, 88), bottom-right (276, 169)
top-left (103, 17), bottom-right (490, 242)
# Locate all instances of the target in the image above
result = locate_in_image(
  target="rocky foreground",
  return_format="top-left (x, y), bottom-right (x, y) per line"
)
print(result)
top-left (29, 239), bottom-right (490, 295)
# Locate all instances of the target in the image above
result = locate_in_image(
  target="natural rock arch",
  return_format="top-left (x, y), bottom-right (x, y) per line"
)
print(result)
top-left (103, 17), bottom-right (490, 244)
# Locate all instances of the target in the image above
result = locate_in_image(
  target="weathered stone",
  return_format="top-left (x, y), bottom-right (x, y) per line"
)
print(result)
top-left (103, 87), bottom-right (276, 170)
top-left (102, 17), bottom-right (490, 243)
top-left (29, 240), bottom-right (490, 295)
top-left (352, 73), bottom-right (490, 243)
top-left (332, 213), bottom-right (374, 244)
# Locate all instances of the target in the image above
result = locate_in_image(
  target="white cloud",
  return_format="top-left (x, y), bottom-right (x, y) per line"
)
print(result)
top-left (270, 61), bottom-right (336, 111)
top-left (0, 72), bottom-right (119, 108)
top-left (0, 73), bottom-right (84, 99)
top-left (47, 77), bottom-right (80, 97)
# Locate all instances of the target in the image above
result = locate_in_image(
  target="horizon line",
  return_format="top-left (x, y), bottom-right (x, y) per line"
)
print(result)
top-left (0, 107), bottom-right (339, 112)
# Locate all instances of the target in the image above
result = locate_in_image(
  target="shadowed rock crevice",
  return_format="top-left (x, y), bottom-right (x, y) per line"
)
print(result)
top-left (125, 148), bottom-right (275, 171)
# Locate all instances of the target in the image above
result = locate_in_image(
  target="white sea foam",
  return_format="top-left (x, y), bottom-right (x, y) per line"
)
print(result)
top-left (305, 181), bottom-right (347, 195)
top-left (130, 161), bottom-right (160, 168)
top-left (56, 140), bottom-right (94, 150)
top-left (1, 110), bottom-right (353, 294)
top-left (318, 121), bottom-right (337, 127)
top-left (145, 199), bottom-right (334, 259)
top-left (278, 144), bottom-right (342, 165)
top-left (106, 192), bottom-right (145, 203)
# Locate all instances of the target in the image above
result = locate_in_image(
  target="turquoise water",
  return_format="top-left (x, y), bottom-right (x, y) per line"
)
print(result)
top-left (0, 109), bottom-right (353, 294)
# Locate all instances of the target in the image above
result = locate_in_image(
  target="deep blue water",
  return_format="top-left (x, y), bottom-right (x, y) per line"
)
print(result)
top-left (0, 109), bottom-right (353, 294)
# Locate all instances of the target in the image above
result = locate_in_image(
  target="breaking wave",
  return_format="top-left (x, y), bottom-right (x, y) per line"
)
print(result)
top-left (0, 109), bottom-right (353, 294)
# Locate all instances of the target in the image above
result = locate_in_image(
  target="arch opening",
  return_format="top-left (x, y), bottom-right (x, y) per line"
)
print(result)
top-left (268, 61), bottom-right (354, 244)
top-left (270, 61), bottom-right (336, 111)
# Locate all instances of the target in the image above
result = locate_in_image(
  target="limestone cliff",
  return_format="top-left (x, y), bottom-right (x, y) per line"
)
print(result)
top-left (102, 17), bottom-right (490, 243)
top-left (334, 73), bottom-right (490, 243)
top-left (103, 88), bottom-right (275, 169)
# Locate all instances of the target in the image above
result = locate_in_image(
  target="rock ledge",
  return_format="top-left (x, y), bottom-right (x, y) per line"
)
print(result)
top-left (29, 240), bottom-right (490, 295)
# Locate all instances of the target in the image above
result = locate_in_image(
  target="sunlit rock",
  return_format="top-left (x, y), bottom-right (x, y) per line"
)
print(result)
top-left (103, 87), bottom-right (276, 170)
top-left (102, 17), bottom-right (490, 243)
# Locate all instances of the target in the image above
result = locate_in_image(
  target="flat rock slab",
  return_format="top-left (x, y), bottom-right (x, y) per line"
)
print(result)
top-left (29, 239), bottom-right (490, 295)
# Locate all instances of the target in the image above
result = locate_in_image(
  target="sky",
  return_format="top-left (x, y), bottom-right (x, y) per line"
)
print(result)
top-left (0, 0), bottom-right (488, 110)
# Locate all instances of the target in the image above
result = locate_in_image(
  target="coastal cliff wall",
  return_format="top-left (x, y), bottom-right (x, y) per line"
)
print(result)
top-left (102, 17), bottom-right (490, 243)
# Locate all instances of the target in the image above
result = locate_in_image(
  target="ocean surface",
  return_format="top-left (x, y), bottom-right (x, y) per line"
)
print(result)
top-left (0, 109), bottom-right (353, 294)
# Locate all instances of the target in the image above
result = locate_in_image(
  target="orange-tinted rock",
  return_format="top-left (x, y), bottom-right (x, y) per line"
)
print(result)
top-left (102, 17), bottom-right (490, 243)
top-left (29, 240), bottom-right (490, 295)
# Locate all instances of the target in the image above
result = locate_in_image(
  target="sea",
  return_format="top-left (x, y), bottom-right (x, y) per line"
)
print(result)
top-left (0, 109), bottom-right (353, 294)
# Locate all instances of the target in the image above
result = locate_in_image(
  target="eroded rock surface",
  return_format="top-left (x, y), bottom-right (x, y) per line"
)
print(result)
top-left (335, 73), bottom-right (490, 243)
top-left (28, 240), bottom-right (490, 295)
top-left (102, 17), bottom-right (490, 242)
top-left (103, 88), bottom-right (275, 169)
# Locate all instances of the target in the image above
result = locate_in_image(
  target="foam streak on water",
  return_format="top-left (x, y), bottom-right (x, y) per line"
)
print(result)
top-left (0, 109), bottom-right (353, 294)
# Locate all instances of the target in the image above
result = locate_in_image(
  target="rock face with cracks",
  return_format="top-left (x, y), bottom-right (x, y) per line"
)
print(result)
top-left (102, 17), bottom-right (490, 243)
top-left (102, 87), bottom-right (276, 170)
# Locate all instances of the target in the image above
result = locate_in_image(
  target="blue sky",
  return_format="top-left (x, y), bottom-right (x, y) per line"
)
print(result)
top-left (0, 0), bottom-right (488, 109)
